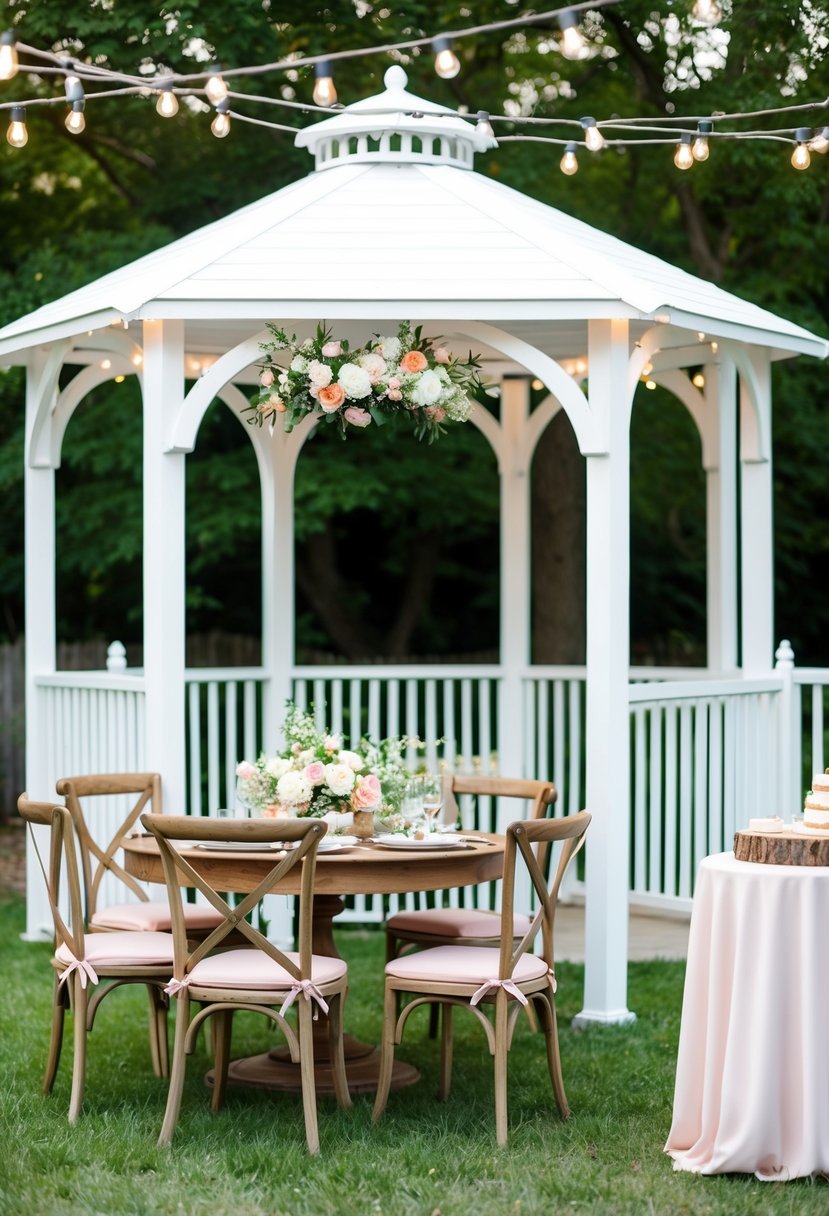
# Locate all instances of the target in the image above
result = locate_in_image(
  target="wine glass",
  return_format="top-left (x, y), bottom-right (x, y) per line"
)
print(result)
top-left (421, 775), bottom-right (443, 834)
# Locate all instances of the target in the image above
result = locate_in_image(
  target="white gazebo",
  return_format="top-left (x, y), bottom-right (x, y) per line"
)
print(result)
top-left (2, 66), bottom-right (825, 1023)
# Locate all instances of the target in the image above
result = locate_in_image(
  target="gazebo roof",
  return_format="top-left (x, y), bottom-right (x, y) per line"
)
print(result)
top-left (0, 68), bottom-right (825, 362)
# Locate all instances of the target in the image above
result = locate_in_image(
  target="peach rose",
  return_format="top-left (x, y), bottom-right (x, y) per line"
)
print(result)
top-left (351, 774), bottom-right (381, 810)
top-left (269, 395), bottom-right (287, 413)
top-left (434, 347), bottom-right (451, 364)
top-left (318, 383), bottom-right (346, 412)
top-left (424, 405), bottom-right (446, 422)
top-left (259, 368), bottom-right (274, 387)
top-left (344, 406), bottom-right (372, 428)
top-left (262, 803), bottom-right (291, 818)
top-left (386, 389), bottom-right (402, 401)
top-left (400, 350), bottom-right (428, 373)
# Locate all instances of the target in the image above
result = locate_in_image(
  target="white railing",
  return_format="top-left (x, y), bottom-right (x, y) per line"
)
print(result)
top-left (184, 667), bottom-right (266, 815)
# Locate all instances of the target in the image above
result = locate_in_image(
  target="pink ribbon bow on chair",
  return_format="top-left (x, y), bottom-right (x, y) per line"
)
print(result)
top-left (470, 978), bottom-right (528, 1007)
top-left (278, 981), bottom-right (329, 1020)
top-left (58, 952), bottom-right (99, 990)
top-left (164, 976), bottom-right (192, 997)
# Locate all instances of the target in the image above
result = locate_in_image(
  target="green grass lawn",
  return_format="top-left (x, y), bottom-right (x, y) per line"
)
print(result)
top-left (0, 895), bottom-right (825, 1216)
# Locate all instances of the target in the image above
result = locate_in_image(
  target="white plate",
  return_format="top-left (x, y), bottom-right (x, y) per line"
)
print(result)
top-left (318, 835), bottom-right (358, 855)
top-left (193, 840), bottom-right (283, 852)
top-left (374, 834), bottom-right (466, 850)
top-left (792, 821), bottom-right (829, 837)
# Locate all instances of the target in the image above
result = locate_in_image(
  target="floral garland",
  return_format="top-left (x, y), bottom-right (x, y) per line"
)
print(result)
top-left (244, 322), bottom-right (484, 443)
top-left (235, 701), bottom-right (423, 826)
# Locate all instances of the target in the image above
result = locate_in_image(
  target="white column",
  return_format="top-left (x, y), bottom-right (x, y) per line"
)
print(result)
top-left (739, 354), bottom-right (774, 673)
top-left (575, 319), bottom-right (635, 1026)
top-left (497, 376), bottom-right (531, 826)
top-left (142, 320), bottom-right (187, 813)
top-left (260, 434), bottom-right (299, 750)
top-left (23, 350), bottom-right (58, 939)
top-left (704, 357), bottom-right (738, 672)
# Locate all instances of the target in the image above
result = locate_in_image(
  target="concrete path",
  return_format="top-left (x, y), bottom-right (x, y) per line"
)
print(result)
top-left (556, 902), bottom-right (690, 962)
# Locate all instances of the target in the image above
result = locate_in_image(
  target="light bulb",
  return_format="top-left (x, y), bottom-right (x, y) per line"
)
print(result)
top-left (205, 66), bottom-right (227, 105)
top-left (693, 120), bottom-right (713, 161)
top-left (65, 101), bottom-right (85, 134)
top-left (156, 84), bottom-right (179, 118)
top-left (211, 101), bottom-right (231, 138)
top-left (476, 110), bottom-right (495, 139)
top-left (312, 60), bottom-right (337, 107)
top-left (558, 11), bottom-right (584, 60)
top-left (692, 0), bottom-right (722, 23)
top-left (809, 126), bottom-right (829, 154)
top-left (791, 143), bottom-right (811, 171)
top-left (560, 142), bottom-right (579, 175)
top-left (64, 72), bottom-right (84, 103)
top-left (6, 105), bottom-right (27, 148)
top-left (433, 36), bottom-right (460, 80)
top-left (674, 134), bottom-right (694, 170)
top-left (579, 117), bottom-right (604, 152)
top-left (692, 372), bottom-right (705, 388)
top-left (0, 31), bottom-right (18, 81)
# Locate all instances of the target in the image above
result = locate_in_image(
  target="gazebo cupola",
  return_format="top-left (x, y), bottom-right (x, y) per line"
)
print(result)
top-left (295, 64), bottom-right (496, 171)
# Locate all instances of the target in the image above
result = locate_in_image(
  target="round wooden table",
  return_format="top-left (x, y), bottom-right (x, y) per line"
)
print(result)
top-left (123, 833), bottom-right (504, 1095)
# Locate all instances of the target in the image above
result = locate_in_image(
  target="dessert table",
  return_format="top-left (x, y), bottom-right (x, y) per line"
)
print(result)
top-left (665, 851), bottom-right (829, 1180)
top-left (123, 832), bottom-right (504, 1095)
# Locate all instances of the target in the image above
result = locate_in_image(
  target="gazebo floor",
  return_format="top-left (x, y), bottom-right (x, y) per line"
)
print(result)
top-left (557, 901), bottom-right (690, 962)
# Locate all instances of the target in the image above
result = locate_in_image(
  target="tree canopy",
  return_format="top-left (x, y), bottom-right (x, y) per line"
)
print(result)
top-left (0, 1), bottom-right (826, 664)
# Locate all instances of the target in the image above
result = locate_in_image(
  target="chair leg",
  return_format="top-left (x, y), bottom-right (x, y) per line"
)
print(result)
top-left (327, 991), bottom-right (352, 1111)
top-left (539, 993), bottom-right (570, 1119)
top-left (493, 993), bottom-right (509, 1147)
top-left (297, 999), bottom-right (320, 1155)
top-left (68, 976), bottom-right (88, 1124)
top-left (372, 983), bottom-right (398, 1123)
top-left (43, 975), bottom-right (67, 1095)
top-left (145, 984), bottom-right (169, 1078)
top-left (427, 1002), bottom-right (439, 1040)
top-left (438, 1003), bottom-right (453, 1101)
top-left (158, 995), bottom-right (190, 1147)
top-left (211, 1009), bottom-right (233, 1114)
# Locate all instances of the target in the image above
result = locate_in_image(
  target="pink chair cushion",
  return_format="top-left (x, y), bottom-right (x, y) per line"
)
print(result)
top-left (56, 931), bottom-right (174, 968)
top-left (187, 949), bottom-right (347, 991)
top-left (386, 944), bottom-right (549, 987)
top-left (386, 907), bottom-right (532, 939)
top-left (91, 901), bottom-right (224, 932)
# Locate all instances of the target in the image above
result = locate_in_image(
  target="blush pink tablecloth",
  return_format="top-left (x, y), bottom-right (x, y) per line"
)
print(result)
top-left (665, 852), bottom-right (829, 1180)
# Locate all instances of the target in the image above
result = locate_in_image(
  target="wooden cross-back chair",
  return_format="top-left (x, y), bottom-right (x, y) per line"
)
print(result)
top-left (56, 773), bottom-right (223, 938)
top-left (385, 775), bottom-right (558, 961)
top-left (141, 813), bottom-right (351, 1155)
top-left (17, 794), bottom-right (174, 1124)
top-left (373, 810), bottom-right (591, 1146)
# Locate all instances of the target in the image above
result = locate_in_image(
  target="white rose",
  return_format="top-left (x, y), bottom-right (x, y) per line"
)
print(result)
top-left (265, 756), bottom-right (292, 778)
top-left (297, 748), bottom-right (316, 766)
top-left (323, 734), bottom-right (342, 753)
top-left (337, 749), bottom-right (364, 772)
top-left (307, 359), bottom-right (333, 388)
top-left (410, 369), bottom-right (443, 406)
top-left (324, 763), bottom-right (357, 796)
top-left (358, 352), bottom-right (388, 383)
top-left (377, 336), bottom-right (401, 361)
top-left (276, 770), bottom-right (313, 805)
top-left (290, 355), bottom-right (308, 372)
top-left (337, 363), bottom-right (372, 400)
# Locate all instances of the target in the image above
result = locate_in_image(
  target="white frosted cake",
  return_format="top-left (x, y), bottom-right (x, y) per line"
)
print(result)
top-left (803, 770), bottom-right (829, 831)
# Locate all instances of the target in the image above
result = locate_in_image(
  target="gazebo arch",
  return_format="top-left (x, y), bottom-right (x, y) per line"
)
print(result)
top-left (1, 65), bottom-right (825, 1025)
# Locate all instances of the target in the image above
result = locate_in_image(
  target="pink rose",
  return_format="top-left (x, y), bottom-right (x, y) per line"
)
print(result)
top-left (344, 406), bottom-right (372, 428)
top-left (321, 340), bottom-right (342, 358)
top-left (387, 377), bottom-right (401, 390)
top-left (235, 760), bottom-right (257, 780)
top-left (434, 347), bottom-right (451, 364)
top-left (387, 389), bottom-right (402, 401)
top-left (351, 774), bottom-right (381, 810)
top-left (260, 368), bottom-right (275, 387)
top-left (304, 761), bottom-right (326, 786)
top-left (424, 405), bottom-right (446, 422)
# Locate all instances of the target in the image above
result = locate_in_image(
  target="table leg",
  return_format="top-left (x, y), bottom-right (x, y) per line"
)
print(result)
top-left (211, 894), bottom-right (420, 1095)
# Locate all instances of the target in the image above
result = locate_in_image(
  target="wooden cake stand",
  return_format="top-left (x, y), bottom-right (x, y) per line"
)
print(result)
top-left (733, 827), bottom-right (829, 866)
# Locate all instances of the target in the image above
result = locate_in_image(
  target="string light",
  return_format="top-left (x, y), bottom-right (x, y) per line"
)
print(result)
top-left (809, 126), bottom-right (829, 154)
top-left (312, 60), bottom-right (337, 107)
top-left (63, 71), bottom-right (84, 103)
top-left (65, 100), bottom-right (85, 134)
top-left (6, 104), bottom-right (27, 147)
top-left (0, 30), bottom-right (17, 80)
top-left (580, 116), bottom-right (604, 151)
top-left (692, 120), bottom-right (712, 161)
top-left (692, 372), bottom-right (705, 388)
top-left (674, 133), bottom-right (694, 169)
top-left (560, 141), bottom-right (579, 175)
top-left (156, 82), bottom-right (179, 118)
top-left (476, 110), bottom-right (495, 139)
top-left (211, 97), bottom-right (231, 138)
top-left (791, 127), bottom-right (811, 170)
top-left (558, 10), bottom-right (584, 60)
top-left (692, 0), bottom-right (722, 23)
top-left (432, 36), bottom-right (461, 80)
top-left (205, 65), bottom-right (228, 105)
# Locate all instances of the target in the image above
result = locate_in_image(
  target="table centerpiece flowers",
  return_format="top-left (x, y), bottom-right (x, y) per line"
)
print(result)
top-left (234, 702), bottom-right (423, 833)
top-left (244, 321), bottom-right (484, 443)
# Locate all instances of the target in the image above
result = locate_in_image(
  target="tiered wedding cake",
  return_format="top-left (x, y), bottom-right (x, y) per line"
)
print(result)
top-left (803, 770), bottom-right (829, 831)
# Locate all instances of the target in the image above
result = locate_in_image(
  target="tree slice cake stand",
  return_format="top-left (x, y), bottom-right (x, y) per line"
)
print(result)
top-left (733, 827), bottom-right (829, 866)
